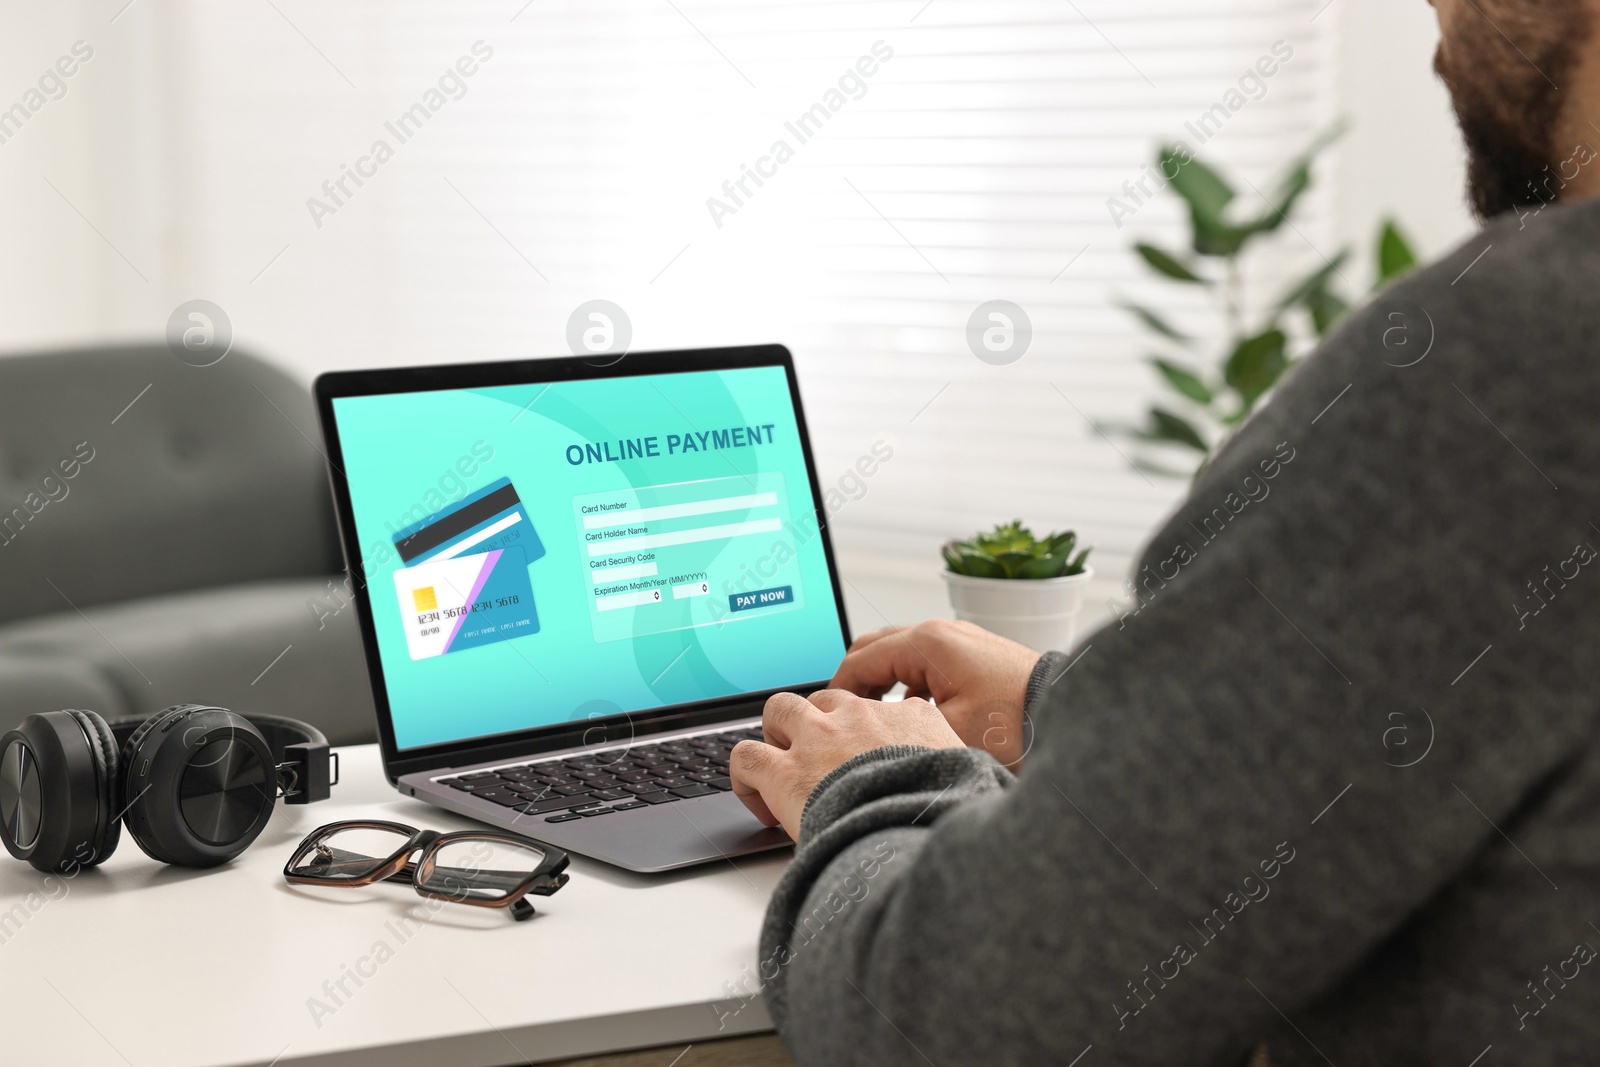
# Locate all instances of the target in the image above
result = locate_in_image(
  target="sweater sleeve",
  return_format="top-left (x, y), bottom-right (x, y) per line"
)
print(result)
top-left (756, 205), bottom-right (1600, 1066)
top-left (1025, 649), bottom-right (1072, 716)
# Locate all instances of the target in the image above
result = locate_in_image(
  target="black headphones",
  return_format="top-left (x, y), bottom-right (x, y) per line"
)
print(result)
top-left (0, 704), bottom-right (338, 873)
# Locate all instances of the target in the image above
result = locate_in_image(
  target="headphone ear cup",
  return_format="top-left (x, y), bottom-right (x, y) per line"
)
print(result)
top-left (120, 706), bottom-right (276, 868)
top-left (65, 710), bottom-right (121, 867)
top-left (0, 710), bottom-right (118, 873)
top-left (119, 709), bottom-right (174, 776)
top-left (118, 706), bottom-right (194, 865)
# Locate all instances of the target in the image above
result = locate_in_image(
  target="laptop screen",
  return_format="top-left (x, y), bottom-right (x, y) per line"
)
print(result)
top-left (328, 363), bottom-right (848, 751)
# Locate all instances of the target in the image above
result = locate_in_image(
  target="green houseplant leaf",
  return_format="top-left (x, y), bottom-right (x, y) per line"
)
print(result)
top-left (1161, 149), bottom-right (1256, 258)
top-left (1195, 165), bottom-right (1312, 255)
top-left (1151, 359), bottom-right (1213, 404)
top-left (1206, 124), bottom-right (1346, 253)
top-left (1118, 301), bottom-right (1192, 344)
top-left (1305, 288), bottom-right (1350, 336)
top-left (1044, 530), bottom-right (1078, 558)
top-left (972, 521), bottom-right (1034, 557)
top-left (1224, 328), bottom-right (1289, 408)
top-left (1017, 554), bottom-right (1070, 579)
top-left (992, 552), bottom-right (1036, 578)
top-left (1115, 120), bottom-right (1413, 480)
top-left (946, 549), bottom-right (1005, 578)
top-left (1144, 408), bottom-right (1208, 452)
top-left (943, 523), bottom-right (1092, 580)
top-left (1135, 243), bottom-right (1208, 284)
top-left (1245, 161), bottom-right (1312, 233)
top-left (1189, 213), bottom-right (1252, 258)
top-left (1273, 251), bottom-right (1351, 312)
top-left (1377, 219), bottom-right (1417, 282)
top-left (1161, 147), bottom-right (1235, 226)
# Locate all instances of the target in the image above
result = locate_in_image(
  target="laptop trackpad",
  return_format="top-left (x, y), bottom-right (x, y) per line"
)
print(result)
top-left (564, 796), bottom-right (792, 873)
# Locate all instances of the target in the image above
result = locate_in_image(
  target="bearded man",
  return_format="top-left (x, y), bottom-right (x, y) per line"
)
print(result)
top-left (730, 2), bottom-right (1600, 1063)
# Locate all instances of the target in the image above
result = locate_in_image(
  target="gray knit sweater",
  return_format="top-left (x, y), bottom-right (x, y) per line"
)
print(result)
top-left (759, 198), bottom-right (1600, 1065)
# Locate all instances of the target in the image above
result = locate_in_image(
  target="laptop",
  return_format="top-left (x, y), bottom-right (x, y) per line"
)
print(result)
top-left (313, 345), bottom-right (851, 872)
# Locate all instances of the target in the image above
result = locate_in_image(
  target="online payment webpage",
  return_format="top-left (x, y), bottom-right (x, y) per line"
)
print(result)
top-left (332, 365), bottom-right (847, 750)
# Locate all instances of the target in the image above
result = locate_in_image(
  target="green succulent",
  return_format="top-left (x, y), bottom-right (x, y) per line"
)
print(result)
top-left (943, 521), bottom-right (1092, 580)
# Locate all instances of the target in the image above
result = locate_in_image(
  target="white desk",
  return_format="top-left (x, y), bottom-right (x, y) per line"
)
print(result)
top-left (0, 569), bottom-right (1118, 1066)
top-left (0, 744), bottom-right (786, 1067)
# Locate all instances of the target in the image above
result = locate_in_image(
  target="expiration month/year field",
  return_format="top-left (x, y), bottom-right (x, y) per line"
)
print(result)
top-left (574, 472), bottom-right (804, 641)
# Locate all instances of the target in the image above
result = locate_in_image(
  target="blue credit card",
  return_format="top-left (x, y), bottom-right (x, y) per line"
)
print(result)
top-left (393, 545), bottom-right (540, 659)
top-left (392, 477), bottom-right (545, 566)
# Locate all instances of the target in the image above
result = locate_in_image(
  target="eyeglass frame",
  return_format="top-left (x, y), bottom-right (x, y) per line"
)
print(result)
top-left (283, 819), bottom-right (570, 921)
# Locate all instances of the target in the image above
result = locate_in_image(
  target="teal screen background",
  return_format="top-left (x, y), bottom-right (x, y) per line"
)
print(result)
top-left (331, 366), bottom-right (848, 750)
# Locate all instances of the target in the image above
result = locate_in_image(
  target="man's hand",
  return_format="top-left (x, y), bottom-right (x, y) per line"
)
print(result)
top-left (830, 619), bottom-right (1042, 767)
top-left (729, 689), bottom-right (964, 841)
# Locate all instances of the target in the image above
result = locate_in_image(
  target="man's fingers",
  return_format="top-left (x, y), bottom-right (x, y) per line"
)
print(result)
top-left (845, 626), bottom-right (899, 654)
top-left (831, 628), bottom-right (936, 697)
top-left (807, 688), bottom-right (858, 713)
top-left (728, 739), bottom-right (782, 827)
top-left (763, 691), bottom-right (818, 749)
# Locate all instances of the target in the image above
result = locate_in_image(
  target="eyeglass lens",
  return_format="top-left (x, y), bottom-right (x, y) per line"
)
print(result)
top-left (289, 825), bottom-right (413, 881)
top-left (419, 838), bottom-right (546, 901)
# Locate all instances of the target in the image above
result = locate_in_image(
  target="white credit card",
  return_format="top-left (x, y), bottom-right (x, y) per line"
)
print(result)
top-left (391, 547), bottom-right (537, 660)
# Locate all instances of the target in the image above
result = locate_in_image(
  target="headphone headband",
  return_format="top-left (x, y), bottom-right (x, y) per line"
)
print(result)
top-left (108, 705), bottom-right (337, 805)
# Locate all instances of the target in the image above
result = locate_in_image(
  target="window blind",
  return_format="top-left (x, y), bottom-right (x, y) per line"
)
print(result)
top-left (154, 0), bottom-right (1339, 581)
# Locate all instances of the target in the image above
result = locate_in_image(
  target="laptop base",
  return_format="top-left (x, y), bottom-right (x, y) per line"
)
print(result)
top-left (407, 775), bottom-right (792, 873)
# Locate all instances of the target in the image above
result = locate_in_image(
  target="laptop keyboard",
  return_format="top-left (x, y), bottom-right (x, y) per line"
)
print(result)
top-left (436, 725), bottom-right (762, 824)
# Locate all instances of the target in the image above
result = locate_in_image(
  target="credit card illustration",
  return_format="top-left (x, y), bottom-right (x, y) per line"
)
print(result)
top-left (393, 546), bottom-right (540, 660)
top-left (392, 477), bottom-right (545, 566)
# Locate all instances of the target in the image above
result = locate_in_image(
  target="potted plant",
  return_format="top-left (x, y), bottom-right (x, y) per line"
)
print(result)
top-left (1110, 131), bottom-right (1418, 477)
top-left (942, 522), bottom-right (1093, 651)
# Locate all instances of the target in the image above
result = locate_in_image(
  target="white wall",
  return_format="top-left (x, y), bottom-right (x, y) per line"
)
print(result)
top-left (0, 4), bottom-right (1478, 357)
top-left (0, 3), bottom-right (1484, 622)
top-left (0, 2), bottom-right (98, 346)
top-left (1334, 0), bottom-right (1476, 273)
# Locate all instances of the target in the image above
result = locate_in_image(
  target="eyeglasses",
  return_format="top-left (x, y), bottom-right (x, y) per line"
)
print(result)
top-left (284, 820), bottom-right (569, 921)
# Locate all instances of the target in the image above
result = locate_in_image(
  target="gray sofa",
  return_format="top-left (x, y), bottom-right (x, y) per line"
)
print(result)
top-left (0, 344), bottom-right (377, 744)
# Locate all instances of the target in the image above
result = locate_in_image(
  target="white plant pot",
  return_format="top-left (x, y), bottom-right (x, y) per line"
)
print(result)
top-left (942, 567), bottom-right (1094, 652)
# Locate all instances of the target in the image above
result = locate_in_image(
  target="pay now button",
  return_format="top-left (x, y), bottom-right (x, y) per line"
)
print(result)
top-left (728, 585), bottom-right (793, 613)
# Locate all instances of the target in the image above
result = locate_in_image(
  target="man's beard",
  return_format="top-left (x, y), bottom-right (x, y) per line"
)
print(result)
top-left (1433, 2), bottom-right (1593, 220)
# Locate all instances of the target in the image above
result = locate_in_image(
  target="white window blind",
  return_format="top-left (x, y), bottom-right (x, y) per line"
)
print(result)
top-left (142, 0), bottom-right (1339, 580)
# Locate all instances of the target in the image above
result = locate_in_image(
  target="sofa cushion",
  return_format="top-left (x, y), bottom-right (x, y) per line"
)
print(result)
top-left (0, 578), bottom-right (377, 745)
top-left (0, 344), bottom-right (341, 627)
top-left (0, 655), bottom-right (132, 737)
